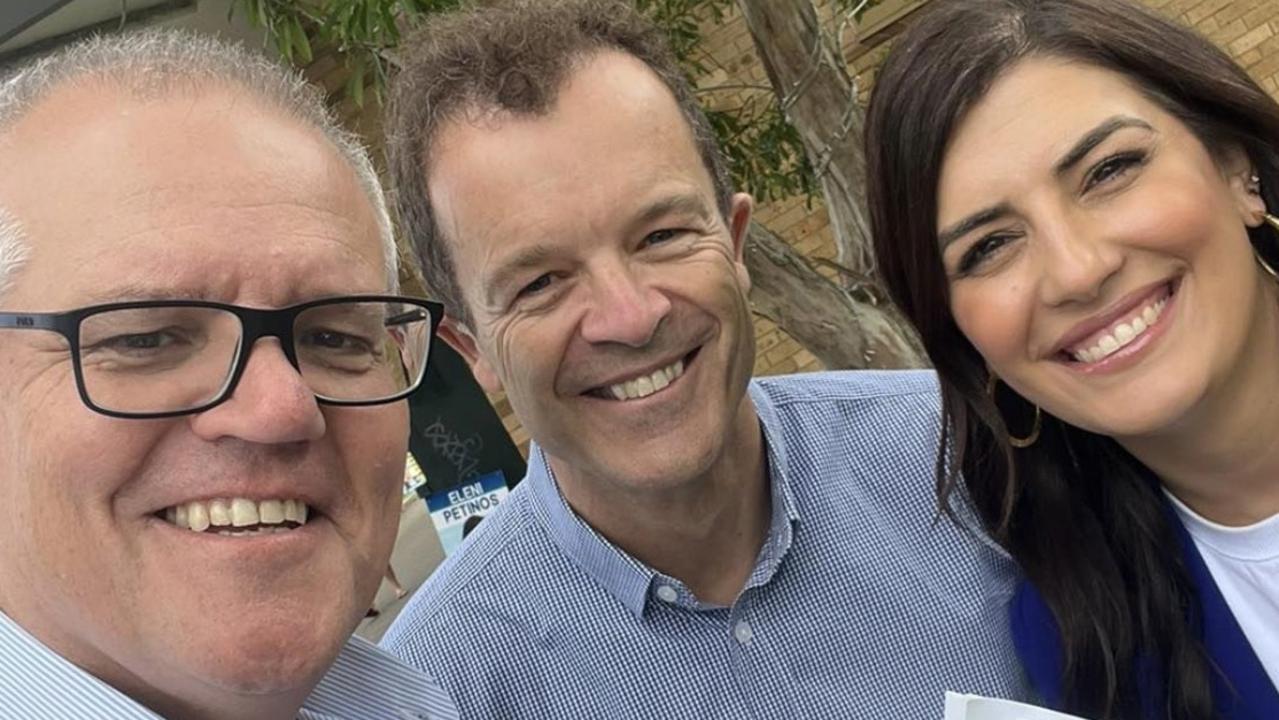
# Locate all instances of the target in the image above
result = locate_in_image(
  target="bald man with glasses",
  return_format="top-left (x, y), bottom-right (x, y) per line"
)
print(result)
top-left (0, 29), bottom-right (455, 720)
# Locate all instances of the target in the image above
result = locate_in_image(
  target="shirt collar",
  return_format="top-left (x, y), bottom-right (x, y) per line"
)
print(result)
top-left (302, 634), bottom-right (458, 720)
top-left (744, 380), bottom-right (802, 590)
top-left (527, 448), bottom-right (657, 618)
top-left (0, 610), bottom-right (456, 720)
top-left (528, 379), bottom-right (801, 619)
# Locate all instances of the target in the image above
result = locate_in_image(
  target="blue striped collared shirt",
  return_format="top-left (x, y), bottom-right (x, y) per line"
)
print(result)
top-left (0, 609), bottom-right (459, 719)
top-left (384, 370), bottom-right (1033, 719)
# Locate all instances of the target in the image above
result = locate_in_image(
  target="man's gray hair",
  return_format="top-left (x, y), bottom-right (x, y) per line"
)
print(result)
top-left (0, 207), bottom-right (28, 298)
top-left (0, 28), bottom-right (397, 297)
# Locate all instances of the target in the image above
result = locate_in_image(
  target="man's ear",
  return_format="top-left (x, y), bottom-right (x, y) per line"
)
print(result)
top-left (438, 317), bottom-right (503, 394)
top-left (727, 191), bottom-right (754, 293)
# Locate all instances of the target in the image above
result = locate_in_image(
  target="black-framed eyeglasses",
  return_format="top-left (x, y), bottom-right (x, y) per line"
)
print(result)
top-left (0, 295), bottom-right (444, 419)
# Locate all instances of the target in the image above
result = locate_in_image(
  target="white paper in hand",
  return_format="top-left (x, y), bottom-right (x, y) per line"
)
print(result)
top-left (944, 692), bottom-right (1090, 720)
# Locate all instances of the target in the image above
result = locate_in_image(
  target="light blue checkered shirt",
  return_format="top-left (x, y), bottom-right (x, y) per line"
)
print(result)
top-left (384, 370), bottom-right (1033, 719)
top-left (0, 609), bottom-right (459, 720)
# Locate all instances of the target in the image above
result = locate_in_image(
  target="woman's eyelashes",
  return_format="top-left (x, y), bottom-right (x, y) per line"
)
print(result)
top-left (957, 232), bottom-right (1020, 275)
top-left (1083, 149), bottom-right (1149, 193)
top-left (950, 148), bottom-right (1152, 276)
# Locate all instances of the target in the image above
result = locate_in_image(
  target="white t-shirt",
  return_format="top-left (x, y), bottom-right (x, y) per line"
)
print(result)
top-left (1166, 490), bottom-right (1279, 691)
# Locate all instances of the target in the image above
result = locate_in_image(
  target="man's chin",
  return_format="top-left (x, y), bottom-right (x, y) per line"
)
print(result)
top-left (163, 604), bottom-right (355, 695)
top-left (185, 627), bottom-right (345, 696)
top-left (595, 440), bottom-right (722, 491)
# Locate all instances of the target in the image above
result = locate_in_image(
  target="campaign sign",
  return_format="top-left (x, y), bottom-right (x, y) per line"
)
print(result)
top-left (425, 471), bottom-right (508, 556)
top-left (402, 452), bottom-right (428, 499)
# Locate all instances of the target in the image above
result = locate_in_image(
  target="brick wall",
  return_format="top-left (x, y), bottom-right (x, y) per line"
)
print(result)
top-left (314, 0), bottom-right (1279, 457)
top-left (698, 0), bottom-right (1279, 381)
top-left (1145, 0), bottom-right (1279, 93)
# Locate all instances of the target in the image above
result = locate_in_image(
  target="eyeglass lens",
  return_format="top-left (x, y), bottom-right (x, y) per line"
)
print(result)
top-left (76, 301), bottom-right (432, 414)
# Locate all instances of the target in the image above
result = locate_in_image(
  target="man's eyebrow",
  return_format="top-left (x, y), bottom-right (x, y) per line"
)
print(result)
top-left (629, 192), bottom-right (716, 231)
top-left (83, 285), bottom-right (215, 304)
top-left (483, 244), bottom-right (560, 306)
top-left (480, 193), bottom-right (717, 307)
top-left (1053, 115), bottom-right (1154, 177)
top-left (937, 202), bottom-right (1014, 251)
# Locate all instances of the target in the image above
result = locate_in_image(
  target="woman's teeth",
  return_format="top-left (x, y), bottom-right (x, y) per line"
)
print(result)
top-left (162, 498), bottom-right (309, 534)
top-left (1070, 296), bottom-right (1168, 364)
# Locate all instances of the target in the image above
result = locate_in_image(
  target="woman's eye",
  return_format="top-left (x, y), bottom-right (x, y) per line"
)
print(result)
top-left (1084, 151), bottom-right (1146, 191)
top-left (957, 233), bottom-right (1016, 275)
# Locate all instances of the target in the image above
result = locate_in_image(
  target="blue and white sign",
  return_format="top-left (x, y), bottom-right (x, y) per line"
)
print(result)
top-left (425, 470), bottom-right (508, 556)
top-left (402, 452), bottom-right (428, 499)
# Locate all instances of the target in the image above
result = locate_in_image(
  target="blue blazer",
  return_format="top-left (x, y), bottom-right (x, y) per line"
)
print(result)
top-left (1010, 504), bottom-right (1279, 719)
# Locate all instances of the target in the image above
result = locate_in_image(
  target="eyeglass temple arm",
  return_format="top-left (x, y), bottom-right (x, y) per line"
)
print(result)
top-left (384, 308), bottom-right (430, 327)
top-left (0, 312), bottom-right (60, 331)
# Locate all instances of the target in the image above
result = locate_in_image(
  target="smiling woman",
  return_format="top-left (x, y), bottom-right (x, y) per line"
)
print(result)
top-left (866, 1), bottom-right (1279, 719)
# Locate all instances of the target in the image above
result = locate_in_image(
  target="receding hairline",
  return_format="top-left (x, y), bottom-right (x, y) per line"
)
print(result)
top-left (408, 47), bottom-right (632, 187)
top-left (411, 46), bottom-right (720, 253)
top-left (0, 28), bottom-right (400, 291)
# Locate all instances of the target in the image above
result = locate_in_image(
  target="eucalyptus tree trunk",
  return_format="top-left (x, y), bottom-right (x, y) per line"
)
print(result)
top-left (737, 0), bottom-right (925, 369)
top-left (745, 222), bottom-right (924, 370)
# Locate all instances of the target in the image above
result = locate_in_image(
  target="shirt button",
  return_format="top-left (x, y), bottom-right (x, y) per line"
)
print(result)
top-left (656, 585), bottom-right (678, 603)
top-left (734, 620), bottom-right (754, 644)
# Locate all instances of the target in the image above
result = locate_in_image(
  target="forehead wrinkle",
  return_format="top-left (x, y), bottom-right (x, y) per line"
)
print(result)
top-left (113, 161), bottom-right (370, 214)
top-left (106, 182), bottom-right (379, 246)
top-left (81, 283), bottom-right (217, 304)
top-left (40, 216), bottom-right (383, 307)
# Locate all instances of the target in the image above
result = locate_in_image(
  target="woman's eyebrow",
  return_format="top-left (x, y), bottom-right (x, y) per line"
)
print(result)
top-left (938, 116), bottom-right (1156, 250)
top-left (938, 202), bottom-right (1013, 250)
top-left (1053, 115), bottom-right (1154, 177)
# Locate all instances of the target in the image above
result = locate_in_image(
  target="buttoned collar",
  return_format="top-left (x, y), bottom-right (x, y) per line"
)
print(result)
top-left (527, 380), bottom-right (801, 619)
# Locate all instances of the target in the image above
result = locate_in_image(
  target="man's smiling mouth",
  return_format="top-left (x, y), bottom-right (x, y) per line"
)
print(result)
top-left (157, 498), bottom-right (311, 536)
top-left (584, 349), bottom-right (699, 401)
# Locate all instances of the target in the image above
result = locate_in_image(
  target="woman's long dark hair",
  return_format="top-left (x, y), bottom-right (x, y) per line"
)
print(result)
top-left (865, 1), bottom-right (1279, 718)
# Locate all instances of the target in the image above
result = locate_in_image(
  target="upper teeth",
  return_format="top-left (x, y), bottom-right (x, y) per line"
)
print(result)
top-left (163, 498), bottom-right (309, 534)
top-left (1071, 296), bottom-right (1168, 364)
top-left (607, 359), bottom-right (685, 401)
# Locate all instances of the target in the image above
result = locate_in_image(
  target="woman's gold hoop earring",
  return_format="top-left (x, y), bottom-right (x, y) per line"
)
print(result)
top-left (1259, 213), bottom-right (1279, 283)
top-left (986, 374), bottom-right (1041, 448)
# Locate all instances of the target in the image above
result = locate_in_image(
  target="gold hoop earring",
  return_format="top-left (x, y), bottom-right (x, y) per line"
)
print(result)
top-left (1259, 213), bottom-right (1279, 283)
top-left (986, 374), bottom-right (1041, 448)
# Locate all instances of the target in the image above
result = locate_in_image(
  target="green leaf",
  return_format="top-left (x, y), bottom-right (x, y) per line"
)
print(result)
top-left (347, 57), bottom-right (366, 108)
top-left (273, 18), bottom-right (294, 62)
top-left (290, 17), bottom-right (313, 64)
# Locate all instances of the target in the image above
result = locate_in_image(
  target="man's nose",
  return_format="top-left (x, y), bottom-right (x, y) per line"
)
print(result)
top-left (578, 264), bottom-right (672, 347)
top-left (188, 339), bottom-right (326, 444)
